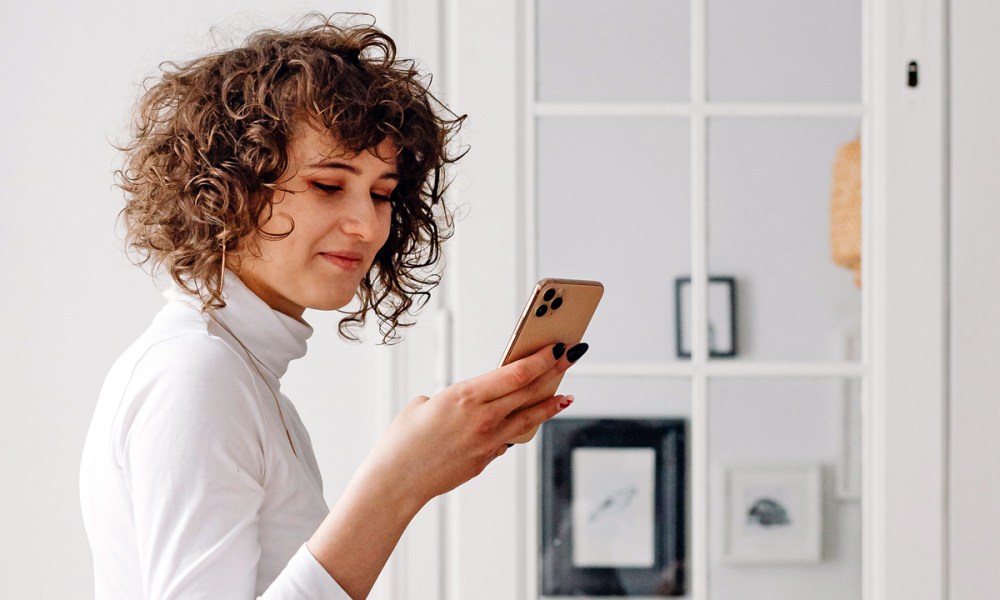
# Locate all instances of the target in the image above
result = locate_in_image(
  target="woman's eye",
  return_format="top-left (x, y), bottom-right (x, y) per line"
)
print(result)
top-left (313, 182), bottom-right (391, 203)
top-left (313, 182), bottom-right (342, 194)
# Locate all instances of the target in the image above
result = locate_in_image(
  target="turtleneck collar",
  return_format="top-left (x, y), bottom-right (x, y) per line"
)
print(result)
top-left (162, 270), bottom-right (313, 379)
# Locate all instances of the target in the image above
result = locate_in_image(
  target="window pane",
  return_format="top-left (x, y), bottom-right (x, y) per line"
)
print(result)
top-left (537, 117), bottom-right (690, 363)
top-left (537, 0), bottom-right (690, 102)
top-left (707, 118), bottom-right (862, 362)
top-left (707, 0), bottom-right (861, 103)
top-left (708, 377), bottom-right (862, 599)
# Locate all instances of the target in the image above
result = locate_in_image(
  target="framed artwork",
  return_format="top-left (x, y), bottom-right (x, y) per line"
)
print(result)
top-left (674, 276), bottom-right (738, 358)
top-left (720, 463), bottom-right (823, 564)
top-left (540, 419), bottom-right (687, 596)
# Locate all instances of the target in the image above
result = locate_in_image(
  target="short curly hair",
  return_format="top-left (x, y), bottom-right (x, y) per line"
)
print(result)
top-left (115, 13), bottom-right (465, 343)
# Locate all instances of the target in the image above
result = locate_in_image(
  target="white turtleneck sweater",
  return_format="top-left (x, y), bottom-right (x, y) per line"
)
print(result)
top-left (79, 271), bottom-right (350, 599)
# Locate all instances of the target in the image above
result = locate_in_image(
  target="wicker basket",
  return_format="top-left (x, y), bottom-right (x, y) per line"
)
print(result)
top-left (830, 136), bottom-right (862, 288)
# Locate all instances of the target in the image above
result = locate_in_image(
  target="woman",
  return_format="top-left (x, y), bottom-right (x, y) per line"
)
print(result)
top-left (79, 17), bottom-right (587, 600)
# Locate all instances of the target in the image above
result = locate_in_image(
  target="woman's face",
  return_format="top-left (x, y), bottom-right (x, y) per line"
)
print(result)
top-left (235, 123), bottom-right (397, 320)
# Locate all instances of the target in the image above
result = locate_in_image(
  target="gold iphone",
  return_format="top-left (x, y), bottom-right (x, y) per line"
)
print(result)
top-left (499, 278), bottom-right (604, 444)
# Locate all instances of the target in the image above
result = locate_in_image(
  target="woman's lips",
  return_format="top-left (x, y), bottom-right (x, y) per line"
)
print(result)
top-left (320, 253), bottom-right (362, 271)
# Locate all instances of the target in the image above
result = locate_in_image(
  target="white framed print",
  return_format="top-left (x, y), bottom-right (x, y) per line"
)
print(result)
top-left (571, 447), bottom-right (657, 568)
top-left (721, 463), bottom-right (823, 564)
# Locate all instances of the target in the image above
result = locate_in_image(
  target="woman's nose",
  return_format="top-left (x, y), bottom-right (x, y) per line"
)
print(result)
top-left (340, 190), bottom-right (383, 240)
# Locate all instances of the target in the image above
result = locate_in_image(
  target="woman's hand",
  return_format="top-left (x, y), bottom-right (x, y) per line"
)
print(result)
top-left (307, 342), bottom-right (587, 597)
top-left (360, 341), bottom-right (586, 506)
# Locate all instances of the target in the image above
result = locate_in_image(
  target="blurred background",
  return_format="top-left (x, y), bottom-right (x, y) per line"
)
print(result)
top-left (0, 1), bottom-right (996, 599)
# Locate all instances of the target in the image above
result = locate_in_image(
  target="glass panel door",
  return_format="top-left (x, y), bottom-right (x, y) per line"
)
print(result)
top-left (529, 0), bottom-right (867, 598)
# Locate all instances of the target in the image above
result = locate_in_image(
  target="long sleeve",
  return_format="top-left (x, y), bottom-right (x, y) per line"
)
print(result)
top-left (115, 333), bottom-right (349, 599)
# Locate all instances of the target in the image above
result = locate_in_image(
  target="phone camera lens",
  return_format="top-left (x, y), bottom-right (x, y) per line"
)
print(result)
top-left (543, 289), bottom-right (556, 301)
top-left (551, 297), bottom-right (563, 310)
top-left (535, 304), bottom-right (548, 317)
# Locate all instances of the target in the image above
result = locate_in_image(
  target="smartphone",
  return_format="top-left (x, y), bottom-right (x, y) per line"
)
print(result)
top-left (499, 278), bottom-right (604, 444)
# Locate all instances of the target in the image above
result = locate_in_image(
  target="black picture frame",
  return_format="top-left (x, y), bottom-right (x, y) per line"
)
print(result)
top-left (540, 419), bottom-right (687, 597)
top-left (674, 276), bottom-right (738, 359)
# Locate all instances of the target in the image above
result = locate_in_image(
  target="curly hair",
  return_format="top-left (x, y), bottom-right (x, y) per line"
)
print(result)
top-left (115, 13), bottom-right (465, 344)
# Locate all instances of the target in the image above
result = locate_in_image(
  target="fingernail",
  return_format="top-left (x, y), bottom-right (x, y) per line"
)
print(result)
top-left (566, 343), bottom-right (589, 363)
top-left (558, 395), bottom-right (575, 410)
top-left (552, 342), bottom-right (566, 360)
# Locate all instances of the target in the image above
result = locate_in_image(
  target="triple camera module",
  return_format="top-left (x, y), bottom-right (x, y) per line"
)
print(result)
top-left (535, 288), bottom-right (564, 317)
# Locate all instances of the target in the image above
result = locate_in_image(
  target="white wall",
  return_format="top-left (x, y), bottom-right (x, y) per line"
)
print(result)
top-left (0, 3), bottom-right (405, 597)
top-left (949, 0), bottom-right (1000, 597)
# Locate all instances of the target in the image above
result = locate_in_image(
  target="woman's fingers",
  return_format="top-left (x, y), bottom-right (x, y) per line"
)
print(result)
top-left (495, 394), bottom-right (574, 444)
top-left (489, 357), bottom-right (568, 415)
top-left (489, 342), bottom-right (587, 416)
top-left (448, 343), bottom-right (563, 405)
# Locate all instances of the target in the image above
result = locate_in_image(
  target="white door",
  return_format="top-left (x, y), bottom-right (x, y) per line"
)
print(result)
top-left (393, 0), bottom-right (948, 599)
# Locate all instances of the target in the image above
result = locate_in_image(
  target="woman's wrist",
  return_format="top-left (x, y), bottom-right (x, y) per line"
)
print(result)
top-left (350, 454), bottom-right (430, 518)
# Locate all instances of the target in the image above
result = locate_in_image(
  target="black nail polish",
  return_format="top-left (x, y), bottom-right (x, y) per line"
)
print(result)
top-left (552, 343), bottom-right (566, 360)
top-left (566, 342), bottom-right (589, 363)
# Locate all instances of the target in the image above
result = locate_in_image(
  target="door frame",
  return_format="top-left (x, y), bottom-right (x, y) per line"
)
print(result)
top-left (867, 0), bottom-right (948, 599)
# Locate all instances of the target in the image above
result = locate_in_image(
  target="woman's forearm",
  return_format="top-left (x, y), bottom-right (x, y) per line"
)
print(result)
top-left (306, 459), bottom-right (427, 599)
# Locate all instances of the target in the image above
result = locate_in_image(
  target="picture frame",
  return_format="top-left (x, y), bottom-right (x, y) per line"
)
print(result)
top-left (720, 463), bottom-right (823, 564)
top-left (540, 419), bottom-right (687, 597)
top-left (674, 276), bottom-right (738, 359)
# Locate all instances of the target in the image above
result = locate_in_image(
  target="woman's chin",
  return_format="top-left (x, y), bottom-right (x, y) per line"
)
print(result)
top-left (304, 291), bottom-right (358, 312)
